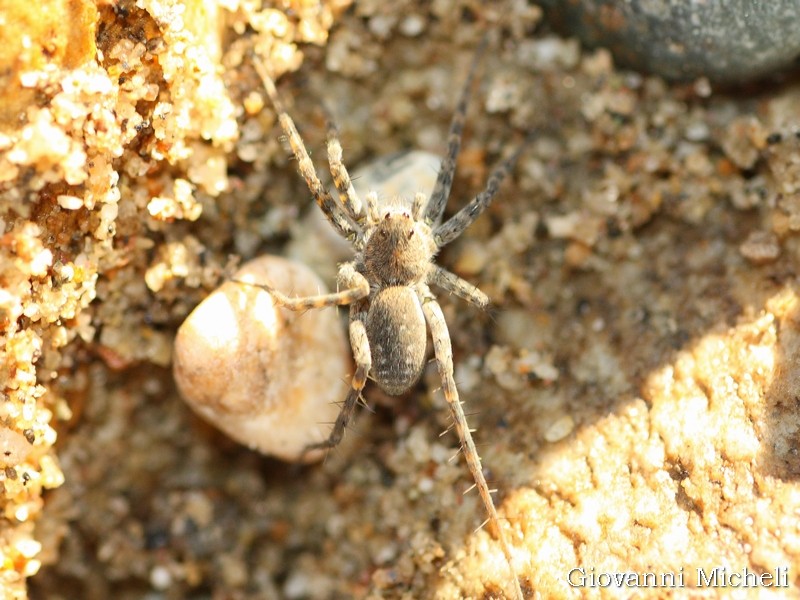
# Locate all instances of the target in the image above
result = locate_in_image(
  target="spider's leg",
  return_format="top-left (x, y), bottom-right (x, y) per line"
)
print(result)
top-left (418, 286), bottom-right (523, 600)
top-left (434, 139), bottom-right (527, 248)
top-left (325, 114), bottom-right (365, 224)
top-left (304, 302), bottom-right (371, 452)
top-left (233, 262), bottom-right (368, 311)
top-left (424, 35), bottom-right (488, 227)
top-left (253, 57), bottom-right (359, 240)
top-left (428, 265), bottom-right (489, 310)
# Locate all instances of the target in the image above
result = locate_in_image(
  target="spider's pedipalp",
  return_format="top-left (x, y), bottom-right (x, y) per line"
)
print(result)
top-left (412, 191), bottom-right (428, 221)
top-left (252, 57), bottom-right (360, 240)
top-left (418, 286), bottom-right (523, 600)
top-left (434, 139), bottom-right (528, 248)
top-left (428, 265), bottom-right (489, 309)
top-left (424, 35), bottom-right (489, 227)
top-left (365, 190), bottom-right (380, 226)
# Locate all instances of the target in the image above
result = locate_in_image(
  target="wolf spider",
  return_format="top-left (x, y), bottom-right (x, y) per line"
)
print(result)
top-left (241, 41), bottom-right (527, 599)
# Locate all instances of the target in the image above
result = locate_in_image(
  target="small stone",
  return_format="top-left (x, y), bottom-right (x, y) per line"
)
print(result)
top-left (150, 565), bottom-right (172, 590)
top-left (56, 194), bottom-right (84, 210)
top-left (173, 255), bottom-right (350, 462)
top-left (540, 0), bottom-right (800, 82)
top-left (544, 415), bottom-right (575, 443)
top-left (739, 231), bottom-right (780, 265)
top-left (722, 116), bottom-right (766, 170)
top-left (399, 14), bottom-right (426, 37)
top-left (0, 427), bottom-right (32, 468)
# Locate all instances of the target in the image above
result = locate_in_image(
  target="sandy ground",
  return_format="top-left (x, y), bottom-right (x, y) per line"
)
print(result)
top-left (1, 0), bottom-right (799, 599)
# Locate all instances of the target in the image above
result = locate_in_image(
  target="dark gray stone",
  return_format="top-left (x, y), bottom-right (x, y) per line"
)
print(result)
top-left (539, 0), bottom-right (800, 83)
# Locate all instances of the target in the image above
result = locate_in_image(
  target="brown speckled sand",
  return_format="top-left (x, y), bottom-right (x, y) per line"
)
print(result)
top-left (2, 0), bottom-right (799, 599)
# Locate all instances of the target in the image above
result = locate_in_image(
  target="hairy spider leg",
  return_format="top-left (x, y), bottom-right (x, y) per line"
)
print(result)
top-left (419, 286), bottom-right (524, 600)
top-left (253, 57), bottom-right (360, 240)
top-left (304, 301), bottom-right (371, 452)
top-left (325, 113), bottom-right (366, 224)
top-left (233, 262), bottom-right (369, 311)
top-left (427, 265), bottom-right (490, 309)
top-left (424, 35), bottom-right (489, 227)
top-left (434, 140), bottom-right (528, 247)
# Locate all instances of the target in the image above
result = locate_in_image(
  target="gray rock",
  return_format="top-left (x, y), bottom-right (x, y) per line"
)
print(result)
top-left (539, 0), bottom-right (800, 83)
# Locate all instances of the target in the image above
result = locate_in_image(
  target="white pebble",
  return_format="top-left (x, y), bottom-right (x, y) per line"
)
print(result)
top-left (150, 565), bottom-right (172, 590)
top-left (544, 415), bottom-right (575, 443)
top-left (399, 14), bottom-right (426, 37)
top-left (56, 194), bottom-right (84, 210)
top-left (0, 427), bottom-right (32, 467)
top-left (418, 477), bottom-right (435, 493)
top-left (173, 255), bottom-right (350, 462)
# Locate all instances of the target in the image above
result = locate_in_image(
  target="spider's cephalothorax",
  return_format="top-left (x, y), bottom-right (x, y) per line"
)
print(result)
top-left (241, 42), bottom-right (528, 600)
top-left (364, 210), bottom-right (435, 287)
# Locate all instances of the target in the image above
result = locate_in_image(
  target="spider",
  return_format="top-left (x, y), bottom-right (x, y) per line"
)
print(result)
top-left (242, 41), bottom-right (527, 600)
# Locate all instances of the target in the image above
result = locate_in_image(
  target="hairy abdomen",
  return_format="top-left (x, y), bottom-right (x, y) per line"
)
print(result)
top-left (366, 287), bottom-right (427, 396)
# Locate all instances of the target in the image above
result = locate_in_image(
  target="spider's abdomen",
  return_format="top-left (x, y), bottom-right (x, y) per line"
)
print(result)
top-left (366, 286), bottom-right (427, 396)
